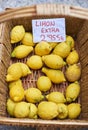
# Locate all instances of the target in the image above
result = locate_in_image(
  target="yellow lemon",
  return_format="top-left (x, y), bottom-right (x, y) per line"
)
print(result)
top-left (22, 32), bottom-right (35, 46)
top-left (8, 79), bottom-right (22, 90)
top-left (37, 76), bottom-right (52, 92)
top-left (25, 87), bottom-right (44, 103)
top-left (68, 103), bottom-right (81, 119)
top-left (14, 102), bottom-right (30, 118)
top-left (57, 103), bottom-right (68, 119)
top-left (46, 92), bottom-right (66, 104)
top-left (42, 54), bottom-right (66, 69)
top-left (66, 81), bottom-right (80, 102)
top-left (6, 63), bottom-right (31, 82)
top-left (38, 101), bottom-right (58, 120)
top-left (35, 41), bottom-right (52, 56)
top-left (9, 83), bottom-right (25, 102)
top-left (28, 103), bottom-right (38, 119)
top-left (27, 55), bottom-right (43, 70)
top-left (11, 25), bottom-right (25, 44)
top-left (66, 35), bottom-right (75, 49)
top-left (66, 50), bottom-right (79, 65)
top-left (6, 63), bottom-right (23, 82)
top-left (11, 45), bottom-right (33, 59)
top-left (53, 42), bottom-right (71, 58)
top-left (6, 98), bottom-right (16, 117)
top-left (65, 64), bottom-right (81, 82)
top-left (42, 67), bottom-right (66, 84)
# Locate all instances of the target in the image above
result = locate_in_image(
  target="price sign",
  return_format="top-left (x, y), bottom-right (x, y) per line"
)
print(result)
top-left (32, 18), bottom-right (66, 43)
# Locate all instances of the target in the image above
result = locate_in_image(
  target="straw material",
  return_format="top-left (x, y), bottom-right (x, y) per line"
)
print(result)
top-left (0, 4), bottom-right (88, 128)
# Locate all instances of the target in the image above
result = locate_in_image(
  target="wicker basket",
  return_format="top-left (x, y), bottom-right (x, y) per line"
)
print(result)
top-left (0, 4), bottom-right (88, 129)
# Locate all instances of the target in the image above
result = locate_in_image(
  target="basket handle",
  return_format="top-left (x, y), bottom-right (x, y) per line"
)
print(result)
top-left (36, 4), bottom-right (88, 19)
top-left (0, 4), bottom-right (88, 23)
top-left (36, 4), bottom-right (70, 15)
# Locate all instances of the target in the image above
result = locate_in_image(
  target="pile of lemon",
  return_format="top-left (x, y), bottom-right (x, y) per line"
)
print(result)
top-left (6, 25), bottom-right (81, 120)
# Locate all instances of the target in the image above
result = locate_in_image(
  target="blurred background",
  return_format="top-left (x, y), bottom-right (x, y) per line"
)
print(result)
top-left (0, 0), bottom-right (88, 130)
top-left (0, 0), bottom-right (88, 11)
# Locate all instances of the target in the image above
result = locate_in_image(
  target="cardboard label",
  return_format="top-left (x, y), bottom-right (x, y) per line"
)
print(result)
top-left (32, 18), bottom-right (66, 43)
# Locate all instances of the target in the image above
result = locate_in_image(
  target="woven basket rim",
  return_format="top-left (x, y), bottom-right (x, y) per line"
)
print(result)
top-left (0, 3), bottom-right (88, 23)
top-left (0, 117), bottom-right (88, 127)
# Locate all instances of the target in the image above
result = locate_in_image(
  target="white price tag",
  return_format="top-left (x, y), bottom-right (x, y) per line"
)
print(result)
top-left (32, 18), bottom-right (66, 43)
